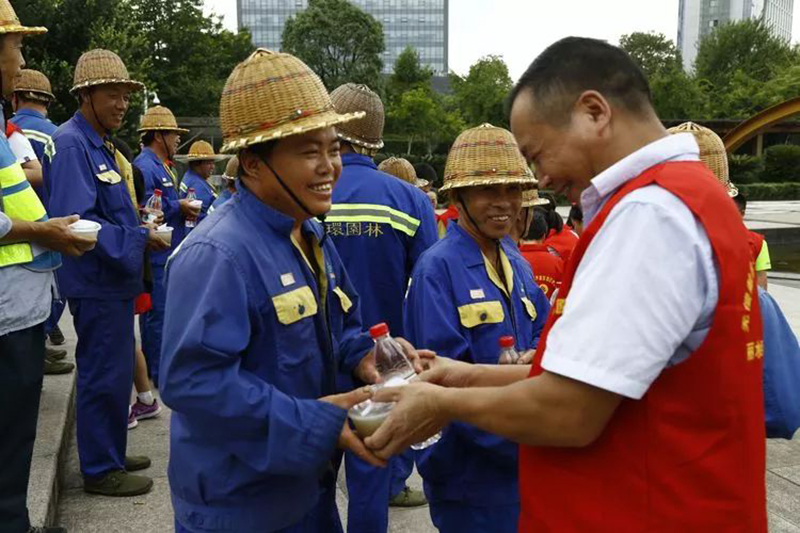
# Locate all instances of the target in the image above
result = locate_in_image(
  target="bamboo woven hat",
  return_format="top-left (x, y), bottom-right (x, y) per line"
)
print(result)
top-left (175, 140), bottom-right (230, 163)
top-left (138, 105), bottom-right (189, 134)
top-left (0, 0), bottom-right (46, 35)
top-left (223, 155), bottom-right (239, 180)
top-left (441, 123), bottom-right (537, 192)
top-left (219, 48), bottom-right (364, 153)
top-left (14, 69), bottom-right (54, 102)
top-left (330, 83), bottom-right (384, 150)
top-left (667, 122), bottom-right (738, 197)
top-left (71, 49), bottom-right (144, 95)
top-left (521, 187), bottom-right (548, 208)
top-left (379, 156), bottom-right (416, 184)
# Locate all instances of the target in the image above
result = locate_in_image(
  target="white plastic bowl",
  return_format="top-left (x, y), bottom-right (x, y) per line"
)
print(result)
top-left (155, 225), bottom-right (174, 246)
top-left (189, 199), bottom-right (203, 209)
top-left (68, 219), bottom-right (101, 241)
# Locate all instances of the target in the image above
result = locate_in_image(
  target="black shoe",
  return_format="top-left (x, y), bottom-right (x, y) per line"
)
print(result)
top-left (45, 346), bottom-right (67, 360)
top-left (83, 470), bottom-right (153, 497)
top-left (48, 324), bottom-right (65, 345)
top-left (125, 455), bottom-right (152, 472)
top-left (44, 358), bottom-right (74, 375)
top-left (28, 527), bottom-right (67, 533)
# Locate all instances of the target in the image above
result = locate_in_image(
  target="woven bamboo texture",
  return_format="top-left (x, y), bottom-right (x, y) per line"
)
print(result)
top-left (219, 48), bottom-right (363, 153)
top-left (138, 105), bottom-right (188, 134)
top-left (14, 69), bottom-right (54, 100)
top-left (224, 156), bottom-right (239, 178)
top-left (330, 83), bottom-right (385, 149)
top-left (175, 140), bottom-right (230, 162)
top-left (521, 188), bottom-right (548, 208)
top-left (668, 121), bottom-right (738, 197)
top-left (379, 157), bottom-right (417, 184)
top-left (71, 49), bottom-right (144, 94)
top-left (0, 0), bottom-right (46, 35)
top-left (442, 123), bottom-right (537, 192)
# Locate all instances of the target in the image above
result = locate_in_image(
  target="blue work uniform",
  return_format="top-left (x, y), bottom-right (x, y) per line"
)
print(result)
top-left (179, 168), bottom-right (216, 226)
top-left (45, 111), bottom-right (148, 478)
top-left (326, 152), bottom-right (437, 533)
top-left (161, 182), bottom-right (374, 533)
top-left (12, 108), bottom-right (63, 334)
top-left (133, 147), bottom-right (185, 386)
top-left (208, 188), bottom-right (233, 214)
top-left (403, 222), bottom-right (550, 533)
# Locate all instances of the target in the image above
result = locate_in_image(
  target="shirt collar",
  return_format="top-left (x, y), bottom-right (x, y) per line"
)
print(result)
top-left (16, 108), bottom-right (45, 120)
top-left (237, 181), bottom-right (323, 240)
top-left (74, 111), bottom-right (106, 148)
top-left (341, 151), bottom-right (377, 169)
top-left (580, 133), bottom-right (700, 224)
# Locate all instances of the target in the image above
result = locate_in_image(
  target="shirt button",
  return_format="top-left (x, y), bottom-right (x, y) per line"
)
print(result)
top-left (480, 312), bottom-right (488, 322)
top-left (298, 304), bottom-right (306, 315)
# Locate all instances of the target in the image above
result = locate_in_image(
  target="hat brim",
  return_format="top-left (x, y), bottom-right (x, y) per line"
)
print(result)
top-left (70, 79), bottom-right (145, 95)
top-left (138, 126), bottom-right (190, 134)
top-left (336, 131), bottom-right (384, 150)
top-left (522, 198), bottom-right (550, 208)
top-left (0, 25), bottom-right (47, 36)
top-left (440, 175), bottom-right (538, 192)
top-left (221, 110), bottom-right (365, 154)
top-left (174, 154), bottom-right (231, 163)
top-left (14, 88), bottom-right (54, 101)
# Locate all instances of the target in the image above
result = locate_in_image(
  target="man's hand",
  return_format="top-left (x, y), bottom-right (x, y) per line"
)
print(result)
top-left (144, 225), bottom-right (170, 251)
top-left (354, 338), bottom-right (436, 384)
top-left (141, 208), bottom-right (164, 225)
top-left (27, 215), bottom-right (96, 256)
top-left (418, 355), bottom-right (478, 388)
top-left (365, 382), bottom-right (449, 460)
top-left (518, 349), bottom-right (536, 365)
top-left (320, 387), bottom-right (387, 468)
top-left (179, 198), bottom-right (201, 218)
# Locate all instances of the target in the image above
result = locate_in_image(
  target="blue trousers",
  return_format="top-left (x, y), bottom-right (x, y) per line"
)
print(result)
top-left (44, 295), bottom-right (65, 336)
top-left (429, 500), bottom-right (519, 533)
top-left (69, 298), bottom-right (135, 478)
top-left (390, 450), bottom-right (414, 498)
top-left (140, 262), bottom-right (165, 387)
top-left (345, 452), bottom-right (392, 533)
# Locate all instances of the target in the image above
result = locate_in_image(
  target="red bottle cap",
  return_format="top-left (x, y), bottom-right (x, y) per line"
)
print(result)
top-left (499, 336), bottom-right (515, 348)
top-left (154, 189), bottom-right (162, 196)
top-left (369, 323), bottom-right (390, 338)
top-left (188, 187), bottom-right (196, 193)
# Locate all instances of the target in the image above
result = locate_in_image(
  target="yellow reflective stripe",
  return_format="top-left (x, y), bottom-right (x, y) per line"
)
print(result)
top-left (330, 203), bottom-right (420, 226)
top-left (0, 162), bottom-right (44, 267)
top-left (325, 214), bottom-right (416, 237)
top-left (328, 203), bottom-right (421, 236)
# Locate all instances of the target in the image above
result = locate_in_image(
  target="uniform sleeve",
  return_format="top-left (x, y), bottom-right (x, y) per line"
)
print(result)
top-left (138, 163), bottom-right (182, 228)
top-left (160, 242), bottom-right (346, 477)
top-left (408, 192), bottom-right (438, 268)
top-left (47, 145), bottom-right (147, 276)
top-left (404, 260), bottom-right (517, 464)
top-left (755, 240), bottom-right (771, 272)
top-left (334, 260), bottom-right (374, 377)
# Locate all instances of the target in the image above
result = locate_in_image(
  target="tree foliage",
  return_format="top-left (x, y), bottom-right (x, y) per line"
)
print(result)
top-left (388, 87), bottom-right (463, 155)
top-left (387, 46), bottom-right (432, 104)
top-left (449, 55), bottom-right (512, 127)
top-left (619, 31), bottom-right (682, 79)
top-left (282, 0), bottom-right (384, 91)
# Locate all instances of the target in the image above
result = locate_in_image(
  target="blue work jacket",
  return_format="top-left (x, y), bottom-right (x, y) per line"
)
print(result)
top-left (403, 222), bottom-right (550, 505)
top-left (209, 188), bottom-right (233, 214)
top-left (179, 169), bottom-right (216, 225)
top-left (160, 182), bottom-right (374, 532)
top-left (45, 111), bottom-right (147, 299)
top-left (326, 152), bottom-right (437, 340)
top-left (11, 108), bottom-right (57, 202)
top-left (133, 147), bottom-right (184, 265)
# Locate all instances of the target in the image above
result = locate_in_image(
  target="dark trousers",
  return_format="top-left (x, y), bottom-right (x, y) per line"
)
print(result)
top-left (140, 263), bottom-right (165, 387)
top-left (0, 323), bottom-right (45, 533)
top-left (69, 298), bottom-right (135, 478)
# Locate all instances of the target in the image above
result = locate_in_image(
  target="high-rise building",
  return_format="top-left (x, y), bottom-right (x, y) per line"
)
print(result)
top-left (237, 0), bottom-right (448, 75)
top-left (678, 0), bottom-right (794, 71)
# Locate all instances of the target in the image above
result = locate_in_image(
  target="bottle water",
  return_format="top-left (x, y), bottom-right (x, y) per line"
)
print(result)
top-left (143, 189), bottom-right (162, 224)
top-left (185, 188), bottom-right (197, 228)
top-left (369, 322), bottom-right (441, 450)
top-left (498, 336), bottom-right (520, 364)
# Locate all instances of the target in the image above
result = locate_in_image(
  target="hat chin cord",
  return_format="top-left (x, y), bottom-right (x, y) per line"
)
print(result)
top-left (88, 92), bottom-right (112, 136)
top-left (458, 192), bottom-right (500, 246)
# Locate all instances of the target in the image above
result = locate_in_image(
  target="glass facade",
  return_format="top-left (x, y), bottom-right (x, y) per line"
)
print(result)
top-left (237, 0), bottom-right (448, 75)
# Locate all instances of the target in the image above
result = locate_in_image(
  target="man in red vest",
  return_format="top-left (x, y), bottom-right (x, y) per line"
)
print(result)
top-left (367, 37), bottom-right (766, 531)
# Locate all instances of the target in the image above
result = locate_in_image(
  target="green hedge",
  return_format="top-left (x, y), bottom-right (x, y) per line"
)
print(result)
top-left (735, 183), bottom-right (800, 201)
top-left (762, 145), bottom-right (800, 183)
top-left (729, 154), bottom-right (762, 184)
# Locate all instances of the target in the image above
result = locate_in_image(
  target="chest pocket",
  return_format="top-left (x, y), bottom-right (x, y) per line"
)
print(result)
top-left (96, 170), bottom-right (121, 184)
top-left (521, 296), bottom-right (537, 321)
top-left (272, 286), bottom-right (318, 325)
top-left (458, 301), bottom-right (504, 328)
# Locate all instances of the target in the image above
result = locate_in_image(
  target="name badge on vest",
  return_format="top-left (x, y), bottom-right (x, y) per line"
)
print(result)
top-left (280, 273), bottom-right (295, 287)
top-left (470, 289), bottom-right (485, 300)
top-left (99, 164), bottom-right (107, 171)
top-left (161, 178), bottom-right (174, 187)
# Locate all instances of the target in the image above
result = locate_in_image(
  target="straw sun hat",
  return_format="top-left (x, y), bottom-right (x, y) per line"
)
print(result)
top-left (0, 0), bottom-right (46, 36)
top-left (14, 69), bottom-right (54, 102)
top-left (223, 156), bottom-right (239, 179)
top-left (174, 140), bottom-right (230, 163)
top-left (71, 49), bottom-right (144, 95)
top-left (379, 156), bottom-right (417, 184)
top-left (441, 123), bottom-right (537, 192)
top-left (138, 105), bottom-right (189, 134)
top-left (521, 188), bottom-right (549, 208)
top-left (330, 83), bottom-right (385, 150)
top-left (219, 48), bottom-right (363, 153)
top-left (667, 122), bottom-right (738, 197)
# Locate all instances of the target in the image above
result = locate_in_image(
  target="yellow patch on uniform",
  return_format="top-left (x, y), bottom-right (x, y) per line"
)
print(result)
top-left (458, 301), bottom-right (504, 328)
top-left (521, 297), bottom-right (537, 321)
top-left (333, 286), bottom-right (353, 313)
top-left (95, 170), bottom-right (122, 184)
top-left (272, 286), bottom-right (318, 325)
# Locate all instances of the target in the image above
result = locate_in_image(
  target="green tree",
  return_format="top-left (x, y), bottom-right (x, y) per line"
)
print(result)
top-left (387, 46), bottom-right (433, 103)
top-left (389, 87), bottom-right (463, 155)
top-left (649, 65), bottom-right (708, 119)
top-left (619, 31), bottom-right (683, 79)
top-left (281, 0), bottom-right (384, 91)
top-left (449, 55), bottom-right (513, 127)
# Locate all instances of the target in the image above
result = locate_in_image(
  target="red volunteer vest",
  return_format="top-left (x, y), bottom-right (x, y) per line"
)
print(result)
top-left (544, 226), bottom-right (579, 263)
top-left (519, 162), bottom-right (766, 532)
top-left (519, 242), bottom-right (564, 299)
top-left (748, 230), bottom-right (765, 264)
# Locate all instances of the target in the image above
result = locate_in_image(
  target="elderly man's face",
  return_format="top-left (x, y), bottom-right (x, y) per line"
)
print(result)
top-left (455, 183), bottom-right (523, 241)
top-left (0, 34), bottom-right (24, 100)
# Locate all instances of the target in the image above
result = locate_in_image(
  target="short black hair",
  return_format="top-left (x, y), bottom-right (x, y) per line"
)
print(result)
top-left (526, 209), bottom-right (549, 241)
top-left (141, 131), bottom-right (157, 146)
top-left (733, 192), bottom-right (747, 213)
top-left (509, 37), bottom-right (653, 125)
top-left (568, 203), bottom-right (583, 225)
top-left (414, 162), bottom-right (438, 183)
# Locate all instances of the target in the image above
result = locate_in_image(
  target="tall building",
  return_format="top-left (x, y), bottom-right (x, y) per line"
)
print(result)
top-left (678, 0), bottom-right (794, 71)
top-left (237, 0), bottom-right (448, 75)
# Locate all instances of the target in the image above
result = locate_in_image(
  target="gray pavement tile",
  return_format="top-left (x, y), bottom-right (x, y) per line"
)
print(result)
top-left (771, 512), bottom-right (800, 532)
top-left (768, 438), bottom-right (800, 470)
top-left (773, 465), bottom-right (800, 486)
top-left (767, 471), bottom-right (800, 528)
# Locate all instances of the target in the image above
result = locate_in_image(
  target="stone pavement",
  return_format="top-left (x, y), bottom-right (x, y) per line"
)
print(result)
top-left (36, 281), bottom-right (800, 531)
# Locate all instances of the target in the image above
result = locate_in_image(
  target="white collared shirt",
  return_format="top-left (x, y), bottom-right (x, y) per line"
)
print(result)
top-left (541, 133), bottom-right (719, 399)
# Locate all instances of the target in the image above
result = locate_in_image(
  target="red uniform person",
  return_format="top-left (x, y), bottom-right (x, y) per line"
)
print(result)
top-left (519, 209), bottom-right (563, 299)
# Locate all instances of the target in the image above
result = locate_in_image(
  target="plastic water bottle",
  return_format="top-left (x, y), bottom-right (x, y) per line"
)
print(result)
top-left (369, 322), bottom-right (441, 450)
top-left (143, 189), bottom-right (162, 223)
top-left (185, 188), bottom-right (197, 228)
top-left (498, 336), bottom-right (520, 364)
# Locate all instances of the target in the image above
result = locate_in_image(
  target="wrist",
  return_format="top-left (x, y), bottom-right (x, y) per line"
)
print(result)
top-left (436, 385), bottom-right (460, 422)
